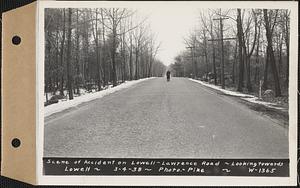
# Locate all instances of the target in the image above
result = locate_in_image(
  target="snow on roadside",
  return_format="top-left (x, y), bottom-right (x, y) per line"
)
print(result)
top-left (45, 77), bottom-right (155, 117)
top-left (242, 97), bottom-right (286, 111)
top-left (189, 78), bottom-right (286, 111)
top-left (189, 78), bottom-right (253, 98)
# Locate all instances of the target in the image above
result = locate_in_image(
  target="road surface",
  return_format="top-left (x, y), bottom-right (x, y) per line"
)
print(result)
top-left (44, 77), bottom-right (288, 158)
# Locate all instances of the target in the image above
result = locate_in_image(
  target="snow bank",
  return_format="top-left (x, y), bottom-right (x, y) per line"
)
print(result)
top-left (243, 97), bottom-right (286, 111)
top-left (189, 78), bottom-right (287, 111)
top-left (189, 79), bottom-right (253, 98)
top-left (44, 77), bottom-right (155, 117)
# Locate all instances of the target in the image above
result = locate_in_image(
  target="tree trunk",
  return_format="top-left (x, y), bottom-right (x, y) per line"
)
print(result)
top-left (203, 29), bottom-right (209, 79)
top-left (66, 8), bottom-right (74, 100)
top-left (212, 46), bottom-right (217, 85)
top-left (245, 58), bottom-right (253, 92)
top-left (82, 12), bottom-right (89, 84)
top-left (75, 9), bottom-right (80, 95)
top-left (278, 35), bottom-right (283, 78)
top-left (135, 49), bottom-right (139, 80)
top-left (237, 9), bottom-right (244, 92)
top-left (284, 11), bottom-right (289, 87)
top-left (191, 47), bottom-right (197, 79)
top-left (148, 56), bottom-right (153, 77)
top-left (55, 29), bottom-right (60, 94)
top-left (220, 18), bottom-right (225, 89)
top-left (112, 25), bottom-right (117, 86)
top-left (94, 9), bottom-right (102, 91)
top-left (244, 42), bottom-right (253, 92)
top-left (59, 9), bottom-right (66, 96)
top-left (129, 35), bottom-right (133, 80)
top-left (244, 11), bottom-right (258, 93)
top-left (210, 23), bottom-right (217, 85)
top-left (232, 42), bottom-right (237, 84)
top-left (254, 23), bottom-right (261, 86)
top-left (121, 32), bottom-right (126, 82)
top-left (45, 30), bottom-right (51, 101)
top-left (254, 34), bottom-right (260, 84)
top-left (285, 39), bottom-right (289, 87)
top-left (263, 9), bottom-right (281, 97)
top-left (100, 9), bottom-right (107, 86)
top-left (262, 47), bottom-right (269, 90)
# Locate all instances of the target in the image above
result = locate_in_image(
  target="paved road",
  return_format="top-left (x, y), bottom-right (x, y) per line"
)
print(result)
top-left (44, 77), bottom-right (288, 158)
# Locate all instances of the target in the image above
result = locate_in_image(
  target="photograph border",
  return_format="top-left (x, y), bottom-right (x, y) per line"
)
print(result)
top-left (37, 1), bottom-right (298, 186)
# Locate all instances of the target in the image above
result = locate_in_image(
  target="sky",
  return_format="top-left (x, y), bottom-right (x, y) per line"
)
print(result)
top-left (140, 6), bottom-right (199, 66)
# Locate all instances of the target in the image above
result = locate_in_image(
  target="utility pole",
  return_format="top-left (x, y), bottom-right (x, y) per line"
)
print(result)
top-left (208, 17), bottom-right (235, 89)
top-left (220, 18), bottom-right (225, 89)
top-left (214, 17), bottom-right (227, 89)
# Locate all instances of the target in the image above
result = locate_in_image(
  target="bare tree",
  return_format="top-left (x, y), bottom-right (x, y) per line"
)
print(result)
top-left (44, 8), bottom-right (166, 105)
top-left (263, 9), bottom-right (281, 96)
top-left (199, 12), bottom-right (211, 80)
top-left (91, 9), bottom-right (103, 91)
top-left (242, 10), bottom-right (259, 92)
top-left (133, 23), bottom-right (147, 80)
top-left (101, 8), bottom-right (138, 86)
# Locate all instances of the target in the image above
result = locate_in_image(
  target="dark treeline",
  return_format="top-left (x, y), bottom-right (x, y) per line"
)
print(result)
top-left (45, 8), bottom-right (166, 101)
top-left (170, 9), bottom-right (290, 97)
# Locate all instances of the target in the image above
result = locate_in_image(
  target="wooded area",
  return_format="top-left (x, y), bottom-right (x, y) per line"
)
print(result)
top-left (170, 9), bottom-right (290, 98)
top-left (45, 8), bottom-right (166, 102)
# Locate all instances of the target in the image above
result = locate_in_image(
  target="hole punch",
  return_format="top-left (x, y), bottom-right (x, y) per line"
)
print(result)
top-left (12, 36), bottom-right (21, 45)
top-left (11, 138), bottom-right (21, 148)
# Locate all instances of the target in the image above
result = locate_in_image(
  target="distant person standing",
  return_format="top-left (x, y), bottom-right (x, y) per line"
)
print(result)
top-left (166, 70), bottom-right (171, 81)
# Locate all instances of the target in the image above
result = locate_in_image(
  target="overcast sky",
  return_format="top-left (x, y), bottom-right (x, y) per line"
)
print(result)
top-left (142, 6), bottom-right (199, 66)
